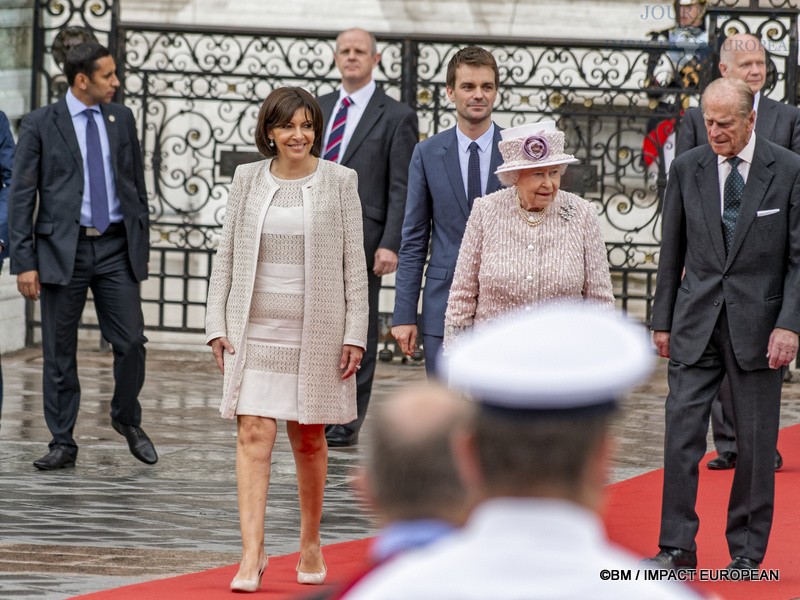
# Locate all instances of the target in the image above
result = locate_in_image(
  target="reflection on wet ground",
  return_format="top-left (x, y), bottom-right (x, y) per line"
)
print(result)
top-left (2, 343), bottom-right (800, 599)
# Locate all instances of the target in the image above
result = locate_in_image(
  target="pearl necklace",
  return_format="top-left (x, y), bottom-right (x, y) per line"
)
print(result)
top-left (517, 192), bottom-right (548, 227)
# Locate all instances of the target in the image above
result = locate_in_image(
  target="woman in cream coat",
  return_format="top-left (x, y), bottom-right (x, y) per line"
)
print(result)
top-left (206, 87), bottom-right (368, 591)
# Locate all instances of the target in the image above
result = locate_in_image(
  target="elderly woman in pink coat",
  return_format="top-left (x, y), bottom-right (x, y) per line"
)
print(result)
top-left (445, 121), bottom-right (614, 348)
top-left (206, 87), bottom-right (368, 591)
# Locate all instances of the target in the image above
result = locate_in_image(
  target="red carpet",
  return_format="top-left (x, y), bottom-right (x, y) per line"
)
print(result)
top-left (604, 424), bottom-right (800, 599)
top-left (75, 426), bottom-right (800, 600)
top-left (74, 538), bottom-right (372, 599)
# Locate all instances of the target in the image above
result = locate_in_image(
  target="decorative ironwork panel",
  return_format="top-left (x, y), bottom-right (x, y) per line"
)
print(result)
top-left (29, 4), bottom-right (800, 334)
top-left (31, 0), bottom-right (119, 109)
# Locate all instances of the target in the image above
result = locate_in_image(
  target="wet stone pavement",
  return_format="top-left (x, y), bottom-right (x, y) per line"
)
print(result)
top-left (2, 343), bottom-right (800, 599)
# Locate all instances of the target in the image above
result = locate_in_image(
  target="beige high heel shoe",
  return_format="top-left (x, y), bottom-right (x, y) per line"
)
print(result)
top-left (296, 557), bottom-right (327, 585)
top-left (230, 554), bottom-right (269, 592)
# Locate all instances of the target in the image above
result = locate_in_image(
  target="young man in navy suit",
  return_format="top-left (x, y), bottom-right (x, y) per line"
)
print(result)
top-left (392, 46), bottom-right (503, 376)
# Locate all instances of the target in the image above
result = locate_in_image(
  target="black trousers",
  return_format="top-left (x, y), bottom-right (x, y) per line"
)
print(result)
top-left (659, 308), bottom-right (781, 562)
top-left (711, 376), bottom-right (738, 454)
top-left (40, 227), bottom-right (147, 455)
top-left (343, 268), bottom-right (382, 433)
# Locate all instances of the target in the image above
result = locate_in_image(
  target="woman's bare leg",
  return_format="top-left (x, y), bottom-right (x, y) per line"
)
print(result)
top-left (286, 421), bottom-right (327, 573)
top-left (234, 415), bottom-right (277, 580)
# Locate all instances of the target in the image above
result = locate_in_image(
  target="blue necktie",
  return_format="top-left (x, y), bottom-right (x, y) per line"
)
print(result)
top-left (84, 109), bottom-right (110, 233)
top-left (722, 156), bottom-right (744, 255)
top-left (467, 141), bottom-right (481, 208)
top-left (323, 97), bottom-right (351, 163)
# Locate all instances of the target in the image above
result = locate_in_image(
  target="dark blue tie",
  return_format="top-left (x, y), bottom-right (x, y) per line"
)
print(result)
top-left (722, 156), bottom-right (744, 255)
top-left (84, 109), bottom-right (110, 233)
top-left (467, 141), bottom-right (481, 208)
top-left (323, 97), bottom-right (351, 163)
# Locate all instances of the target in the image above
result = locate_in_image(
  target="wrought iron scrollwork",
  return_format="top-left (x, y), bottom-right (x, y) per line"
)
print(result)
top-left (32, 1), bottom-right (800, 330)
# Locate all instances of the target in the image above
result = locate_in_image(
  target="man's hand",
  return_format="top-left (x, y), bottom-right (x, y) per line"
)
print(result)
top-left (652, 330), bottom-right (670, 358)
top-left (767, 327), bottom-right (798, 369)
top-left (209, 336), bottom-right (235, 375)
top-left (373, 248), bottom-right (398, 277)
top-left (17, 270), bottom-right (41, 301)
top-left (392, 324), bottom-right (418, 357)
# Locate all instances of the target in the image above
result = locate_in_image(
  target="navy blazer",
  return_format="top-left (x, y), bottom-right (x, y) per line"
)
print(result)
top-left (0, 111), bottom-right (14, 266)
top-left (9, 98), bottom-right (150, 284)
top-left (393, 125), bottom-right (503, 337)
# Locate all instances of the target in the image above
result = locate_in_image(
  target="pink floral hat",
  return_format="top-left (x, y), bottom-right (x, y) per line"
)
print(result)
top-left (495, 121), bottom-right (579, 175)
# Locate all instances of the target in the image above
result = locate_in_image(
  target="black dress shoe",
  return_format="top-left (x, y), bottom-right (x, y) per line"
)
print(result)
top-left (707, 451), bottom-right (737, 470)
top-left (33, 446), bottom-right (76, 470)
top-left (640, 547), bottom-right (697, 570)
top-left (726, 556), bottom-right (760, 572)
top-left (325, 425), bottom-right (359, 447)
top-left (112, 420), bottom-right (158, 464)
top-left (775, 450), bottom-right (783, 471)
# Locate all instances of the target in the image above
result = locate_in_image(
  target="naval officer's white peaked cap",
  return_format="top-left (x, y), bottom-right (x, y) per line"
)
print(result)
top-left (441, 302), bottom-right (654, 410)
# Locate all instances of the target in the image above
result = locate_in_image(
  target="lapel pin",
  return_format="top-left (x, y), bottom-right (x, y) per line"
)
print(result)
top-left (108, 115), bottom-right (116, 123)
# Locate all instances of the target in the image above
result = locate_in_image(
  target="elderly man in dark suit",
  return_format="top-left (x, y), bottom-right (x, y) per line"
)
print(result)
top-left (391, 46), bottom-right (503, 377)
top-left (9, 41), bottom-right (156, 469)
top-left (675, 32), bottom-right (800, 471)
top-left (317, 28), bottom-right (418, 447)
top-left (648, 77), bottom-right (800, 572)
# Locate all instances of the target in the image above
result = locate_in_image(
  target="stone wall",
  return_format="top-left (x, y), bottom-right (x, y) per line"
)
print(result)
top-left (121, 0), bottom-right (665, 41)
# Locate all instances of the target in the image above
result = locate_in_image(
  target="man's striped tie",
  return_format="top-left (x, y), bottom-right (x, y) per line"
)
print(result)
top-left (323, 96), bottom-right (351, 162)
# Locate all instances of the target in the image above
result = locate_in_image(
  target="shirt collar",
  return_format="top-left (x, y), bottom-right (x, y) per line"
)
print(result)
top-left (754, 91), bottom-right (761, 113)
top-left (456, 123), bottom-right (495, 154)
top-left (66, 88), bottom-right (100, 117)
top-left (717, 131), bottom-right (756, 167)
top-left (371, 519), bottom-right (456, 563)
top-left (339, 79), bottom-right (376, 108)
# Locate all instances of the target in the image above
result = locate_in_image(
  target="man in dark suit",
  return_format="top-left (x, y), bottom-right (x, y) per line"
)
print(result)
top-left (676, 33), bottom-right (800, 156)
top-left (0, 110), bottom-right (14, 427)
top-left (317, 28), bottom-right (418, 447)
top-left (391, 46), bottom-right (503, 377)
top-left (675, 33), bottom-right (799, 471)
top-left (9, 41), bottom-right (157, 469)
top-left (648, 77), bottom-right (800, 571)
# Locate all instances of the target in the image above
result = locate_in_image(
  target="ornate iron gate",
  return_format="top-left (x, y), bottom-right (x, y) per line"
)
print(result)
top-left (29, 0), bottom-right (799, 341)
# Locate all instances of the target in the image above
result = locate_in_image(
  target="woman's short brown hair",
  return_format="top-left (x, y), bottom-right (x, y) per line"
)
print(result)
top-left (254, 87), bottom-right (324, 158)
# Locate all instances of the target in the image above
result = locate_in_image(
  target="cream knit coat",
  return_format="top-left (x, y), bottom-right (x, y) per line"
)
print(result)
top-left (205, 159), bottom-right (369, 422)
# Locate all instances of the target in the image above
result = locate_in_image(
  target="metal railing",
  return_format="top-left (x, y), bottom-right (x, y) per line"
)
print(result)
top-left (28, 0), bottom-right (799, 343)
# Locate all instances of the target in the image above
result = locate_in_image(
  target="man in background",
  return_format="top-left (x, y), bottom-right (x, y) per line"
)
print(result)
top-left (391, 46), bottom-right (503, 377)
top-left (317, 28), bottom-right (418, 447)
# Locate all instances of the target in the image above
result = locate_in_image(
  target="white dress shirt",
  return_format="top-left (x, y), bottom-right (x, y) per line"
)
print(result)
top-left (344, 498), bottom-right (703, 600)
top-left (322, 79), bottom-right (376, 162)
top-left (455, 123), bottom-right (495, 200)
top-left (65, 89), bottom-right (123, 227)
